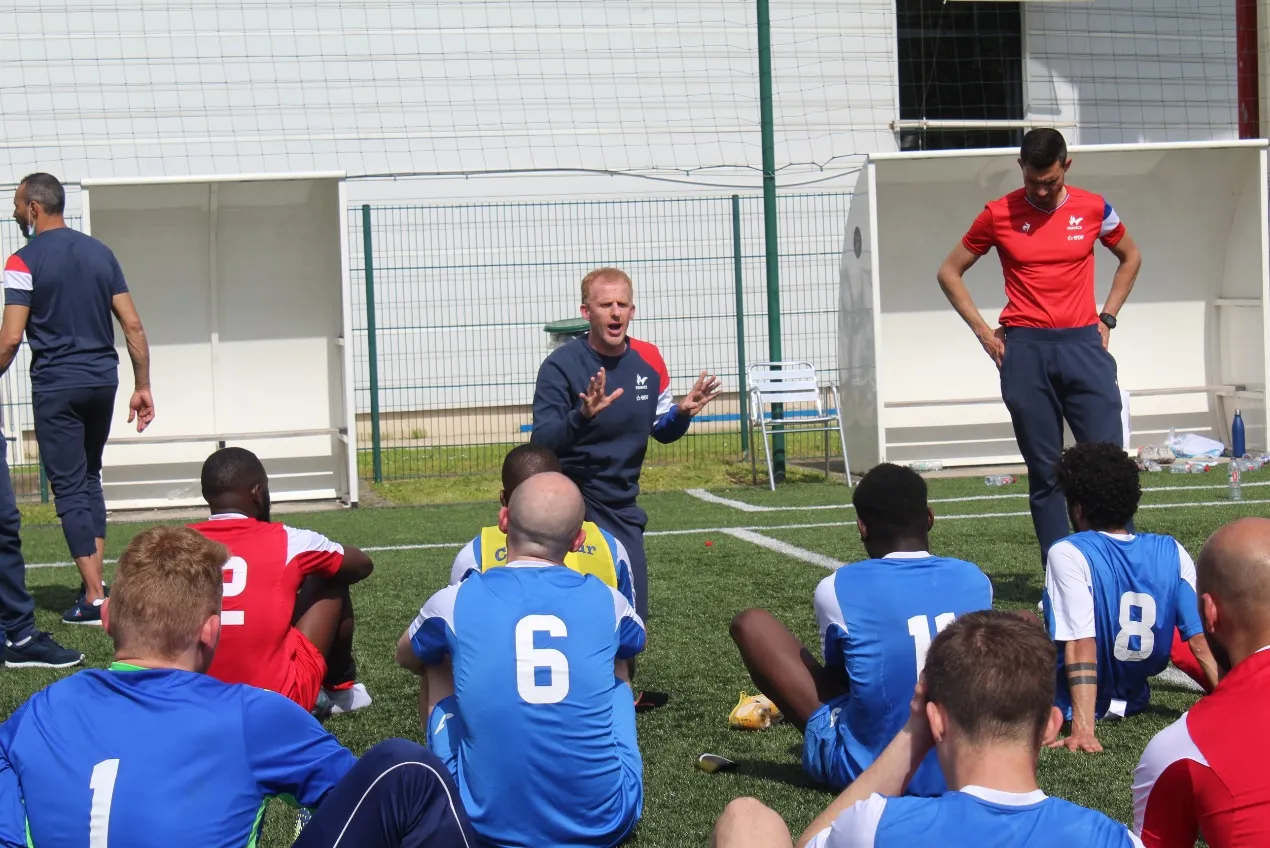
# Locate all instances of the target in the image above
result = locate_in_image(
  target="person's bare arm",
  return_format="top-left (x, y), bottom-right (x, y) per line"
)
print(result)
top-left (395, 630), bottom-right (425, 675)
top-left (936, 244), bottom-right (1003, 367)
top-left (1050, 639), bottom-right (1102, 753)
top-left (0, 306), bottom-right (29, 378)
top-left (111, 292), bottom-right (154, 431)
top-left (795, 681), bottom-right (934, 848)
top-left (334, 544), bottom-right (374, 583)
top-left (1098, 233), bottom-right (1142, 349)
top-left (1186, 633), bottom-right (1221, 692)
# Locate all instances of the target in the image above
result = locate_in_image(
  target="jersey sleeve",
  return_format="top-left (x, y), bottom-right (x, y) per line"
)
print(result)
top-left (1044, 541), bottom-right (1095, 641)
top-left (407, 584), bottom-right (461, 665)
top-left (3, 255), bottom-right (32, 308)
top-left (242, 689), bottom-right (357, 808)
top-left (531, 355), bottom-right (587, 454)
top-left (450, 538), bottom-right (480, 585)
top-left (1133, 714), bottom-right (1206, 848)
top-left (0, 703), bottom-right (29, 848)
top-left (805, 794), bottom-right (886, 848)
top-left (814, 573), bottom-right (849, 676)
top-left (1173, 544), bottom-right (1203, 641)
top-left (961, 206), bottom-right (996, 256)
top-left (283, 525), bottom-right (345, 578)
top-left (1099, 200), bottom-right (1126, 248)
top-left (609, 586), bottom-right (647, 659)
top-left (603, 530), bottom-right (637, 608)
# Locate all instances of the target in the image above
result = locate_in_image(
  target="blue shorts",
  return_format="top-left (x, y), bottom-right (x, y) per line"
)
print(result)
top-left (426, 695), bottom-right (463, 783)
top-left (802, 694), bottom-right (854, 790)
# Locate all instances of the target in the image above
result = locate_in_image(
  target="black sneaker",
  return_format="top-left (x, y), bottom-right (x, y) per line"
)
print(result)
top-left (5, 632), bottom-right (84, 668)
top-left (62, 598), bottom-right (104, 626)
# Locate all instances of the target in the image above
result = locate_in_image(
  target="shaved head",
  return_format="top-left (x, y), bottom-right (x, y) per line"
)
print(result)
top-left (1197, 518), bottom-right (1270, 673)
top-left (505, 472), bottom-right (586, 564)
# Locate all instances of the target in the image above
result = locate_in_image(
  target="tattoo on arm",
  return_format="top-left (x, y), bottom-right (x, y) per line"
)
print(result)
top-left (1068, 675), bottom-right (1099, 687)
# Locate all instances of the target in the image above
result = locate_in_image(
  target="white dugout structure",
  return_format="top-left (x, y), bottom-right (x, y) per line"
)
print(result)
top-left (839, 140), bottom-right (1270, 471)
top-left (81, 173), bottom-right (358, 510)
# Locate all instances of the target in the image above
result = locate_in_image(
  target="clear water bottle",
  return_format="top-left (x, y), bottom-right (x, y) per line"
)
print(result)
top-left (1232, 409), bottom-right (1246, 461)
top-left (908, 461), bottom-right (943, 473)
top-left (984, 475), bottom-right (1016, 486)
top-left (1170, 462), bottom-right (1191, 474)
top-left (1230, 459), bottom-right (1243, 501)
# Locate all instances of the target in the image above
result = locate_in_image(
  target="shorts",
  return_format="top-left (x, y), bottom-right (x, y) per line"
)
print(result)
top-left (802, 694), bottom-right (853, 790)
top-left (280, 627), bottom-right (328, 712)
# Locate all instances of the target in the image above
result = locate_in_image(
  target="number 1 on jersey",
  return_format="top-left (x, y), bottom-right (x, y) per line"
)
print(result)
top-left (908, 613), bottom-right (956, 672)
top-left (90, 758), bottom-right (120, 848)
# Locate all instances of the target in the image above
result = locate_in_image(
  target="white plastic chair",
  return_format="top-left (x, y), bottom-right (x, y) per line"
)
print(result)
top-left (747, 361), bottom-right (851, 491)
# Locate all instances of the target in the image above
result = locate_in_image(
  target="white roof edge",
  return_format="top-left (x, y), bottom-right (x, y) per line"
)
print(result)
top-left (78, 171), bottom-right (347, 188)
top-left (868, 139), bottom-right (1268, 162)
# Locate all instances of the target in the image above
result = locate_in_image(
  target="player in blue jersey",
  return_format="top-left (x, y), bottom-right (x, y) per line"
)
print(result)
top-left (397, 471), bottom-right (646, 847)
top-left (728, 463), bottom-right (992, 795)
top-left (711, 611), bottom-right (1145, 848)
top-left (1042, 442), bottom-right (1219, 753)
top-left (0, 525), bottom-right (476, 848)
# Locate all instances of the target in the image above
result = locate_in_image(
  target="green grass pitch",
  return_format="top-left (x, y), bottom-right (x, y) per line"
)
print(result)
top-left (3, 468), bottom-right (1265, 845)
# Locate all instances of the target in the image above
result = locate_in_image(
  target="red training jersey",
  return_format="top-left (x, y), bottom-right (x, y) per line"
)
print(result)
top-left (1133, 648), bottom-right (1270, 847)
top-left (961, 186), bottom-right (1126, 330)
top-left (189, 514), bottom-right (344, 694)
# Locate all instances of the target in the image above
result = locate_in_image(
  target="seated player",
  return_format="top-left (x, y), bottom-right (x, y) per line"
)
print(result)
top-left (711, 611), bottom-right (1146, 848)
top-left (1043, 442), bottom-right (1219, 753)
top-left (1134, 518), bottom-right (1270, 847)
top-left (728, 463), bottom-right (992, 796)
top-left (190, 447), bottom-right (374, 715)
top-left (451, 443), bottom-right (635, 607)
top-left (397, 471), bottom-right (645, 847)
top-left (0, 525), bottom-right (476, 848)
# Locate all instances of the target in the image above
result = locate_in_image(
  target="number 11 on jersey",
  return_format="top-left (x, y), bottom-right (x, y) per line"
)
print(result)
top-left (908, 613), bottom-right (956, 672)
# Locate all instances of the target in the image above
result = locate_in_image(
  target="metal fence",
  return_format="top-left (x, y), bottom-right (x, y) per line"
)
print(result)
top-left (348, 192), bottom-right (852, 480)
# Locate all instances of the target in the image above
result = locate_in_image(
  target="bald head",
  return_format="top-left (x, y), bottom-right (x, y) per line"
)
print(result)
top-left (505, 472), bottom-right (586, 564)
top-left (1199, 518), bottom-right (1270, 625)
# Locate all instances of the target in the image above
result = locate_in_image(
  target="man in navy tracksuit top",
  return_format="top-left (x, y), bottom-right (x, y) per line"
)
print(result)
top-left (532, 267), bottom-right (720, 626)
top-left (2, 173), bottom-right (155, 628)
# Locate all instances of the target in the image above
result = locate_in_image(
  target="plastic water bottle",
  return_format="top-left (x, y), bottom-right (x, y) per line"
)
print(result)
top-left (1170, 462), bottom-right (1191, 474)
top-left (1230, 459), bottom-right (1243, 501)
top-left (984, 475), bottom-right (1016, 486)
top-left (1232, 409), bottom-right (1246, 460)
top-left (908, 461), bottom-right (943, 473)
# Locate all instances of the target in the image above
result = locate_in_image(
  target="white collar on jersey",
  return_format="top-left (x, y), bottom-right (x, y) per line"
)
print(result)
top-left (960, 786), bottom-right (1047, 806)
top-left (1024, 191), bottom-right (1071, 216)
top-left (503, 559), bottom-right (563, 569)
top-left (882, 551), bottom-right (932, 560)
top-left (209, 512), bottom-right (249, 521)
top-left (1098, 531), bottom-right (1135, 541)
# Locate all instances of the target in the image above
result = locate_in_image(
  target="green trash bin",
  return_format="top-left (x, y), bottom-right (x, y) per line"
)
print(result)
top-left (543, 318), bottom-right (590, 351)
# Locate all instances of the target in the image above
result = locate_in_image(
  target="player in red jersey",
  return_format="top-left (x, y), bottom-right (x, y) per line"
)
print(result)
top-left (1133, 517), bottom-right (1270, 847)
top-left (937, 128), bottom-right (1143, 567)
top-left (189, 447), bottom-right (374, 715)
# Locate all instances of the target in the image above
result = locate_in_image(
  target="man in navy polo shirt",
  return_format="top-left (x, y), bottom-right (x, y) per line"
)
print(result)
top-left (3, 173), bottom-right (155, 627)
top-left (531, 267), bottom-right (720, 629)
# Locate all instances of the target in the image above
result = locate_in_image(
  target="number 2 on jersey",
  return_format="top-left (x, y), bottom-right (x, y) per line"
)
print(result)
top-left (221, 556), bottom-right (247, 626)
top-left (90, 758), bottom-right (120, 847)
top-left (908, 613), bottom-right (956, 672)
top-left (1113, 591), bottom-right (1157, 661)
top-left (515, 614), bottom-right (570, 704)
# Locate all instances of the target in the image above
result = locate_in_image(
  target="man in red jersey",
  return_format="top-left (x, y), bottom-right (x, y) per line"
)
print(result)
top-left (189, 447), bottom-right (374, 715)
top-left (1133, 517), bottom-right (1270, 847)
top-left (937, 128), bottom-right (1142, 566)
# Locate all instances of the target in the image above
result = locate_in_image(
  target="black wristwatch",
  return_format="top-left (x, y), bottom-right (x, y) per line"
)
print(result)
top-left (1099, 312), bottom-right (1118, 330)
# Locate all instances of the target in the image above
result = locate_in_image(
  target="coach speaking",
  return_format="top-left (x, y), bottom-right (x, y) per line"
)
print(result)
top-left (531, 267), bottom-right (720, 623)
top-left (936, 129), bottom-right (1142, 565)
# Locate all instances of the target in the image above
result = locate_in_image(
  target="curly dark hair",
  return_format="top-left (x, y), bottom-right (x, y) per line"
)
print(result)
top-left (853, 463), bottom-right (929, 543)
top-left (1055, 442), bottom-right (1141, 531)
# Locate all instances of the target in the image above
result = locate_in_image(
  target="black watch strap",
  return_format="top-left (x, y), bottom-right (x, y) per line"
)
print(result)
top-left (1099, 312), bottom-right (1117, 329)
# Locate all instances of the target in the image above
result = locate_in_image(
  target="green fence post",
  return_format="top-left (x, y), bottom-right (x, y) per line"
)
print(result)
top-left (731, 195), bottom-right (749, 455)
top-left (362, 205), bottom-right (383, 484)
top-left (757, 0), bottom-right (785, 481)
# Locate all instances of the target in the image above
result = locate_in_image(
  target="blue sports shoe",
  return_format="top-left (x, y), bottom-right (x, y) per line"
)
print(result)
top-left (62, 598), bottom-right (104, 626)
top-left (4, 632), bottom-right (84, 668)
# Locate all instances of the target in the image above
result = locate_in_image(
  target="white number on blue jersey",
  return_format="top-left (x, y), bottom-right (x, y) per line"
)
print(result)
top-left (515, 614), bottom-right (570, 704)
top-left (907, 613), bottom-right (956, 671)
top-left (221, 556), bottom-right (247, 626)
top-left (1113, 592), bottom-right (1157, 661)
top-left (89, 758), bottom-right (120, 848)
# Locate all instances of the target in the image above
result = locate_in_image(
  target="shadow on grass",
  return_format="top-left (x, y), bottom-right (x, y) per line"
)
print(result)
top-left (31, 584), bottom-right (79, 616)
top-left (734, 759), bottom-right (829, 792)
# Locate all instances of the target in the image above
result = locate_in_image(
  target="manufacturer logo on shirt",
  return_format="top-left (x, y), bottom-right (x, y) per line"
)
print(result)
top-left (435, 712), bottom-right (455, 734)
top-left (1021, 222), bottom-right (1031, 233)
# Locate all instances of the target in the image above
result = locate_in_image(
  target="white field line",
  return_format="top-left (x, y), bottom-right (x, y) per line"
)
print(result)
top-left (26, 496), bottom-right (1270, 570)
top-left (686, 480), bottom-right (1270, 513)
top-left (721, 529), bottom-right (843, 570)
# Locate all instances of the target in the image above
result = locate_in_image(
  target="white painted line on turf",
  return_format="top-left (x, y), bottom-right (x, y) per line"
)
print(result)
top-left (687, 481), bottom-right (1270, 513)
top-left (1156, 665), bottom-right (1205, 693)
top-left (24, 496), bottom-right (1270, 569)
top-left (721, 528), bottom-right (843, 570)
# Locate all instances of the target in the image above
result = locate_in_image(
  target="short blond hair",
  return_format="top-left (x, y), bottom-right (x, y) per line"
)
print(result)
top-left (110, 526), bottom-right (229, 660)
top-left (580, 267), bottom-right (633, 305)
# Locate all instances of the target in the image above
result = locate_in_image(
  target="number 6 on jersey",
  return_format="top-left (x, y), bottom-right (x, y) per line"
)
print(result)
top-left (515, 614), bottom-right (570, 704)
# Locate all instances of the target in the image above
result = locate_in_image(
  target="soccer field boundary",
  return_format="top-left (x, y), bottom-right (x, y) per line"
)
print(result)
top-left (721, 529), bottom-right (842, 570)
top-left (23, 495), bottom-right (1270, 570)
top-left (687, 480), bottom-right (1270, 513)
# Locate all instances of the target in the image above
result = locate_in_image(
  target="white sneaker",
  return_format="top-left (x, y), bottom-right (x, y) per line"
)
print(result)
top-left (323, 682), bottom-right (373, 715)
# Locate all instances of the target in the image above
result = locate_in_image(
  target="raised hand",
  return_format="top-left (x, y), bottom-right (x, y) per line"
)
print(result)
top-left (579, 368), bottom-right (624, 419)
top-left (676, 371), bottom-right (722, 417)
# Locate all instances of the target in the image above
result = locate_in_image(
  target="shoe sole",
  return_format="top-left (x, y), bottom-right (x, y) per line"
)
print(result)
top-left (5, 657), bottom-right (84, 669)
top-left (61, 619), bottom-right (103, 626)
